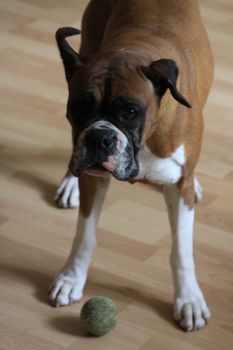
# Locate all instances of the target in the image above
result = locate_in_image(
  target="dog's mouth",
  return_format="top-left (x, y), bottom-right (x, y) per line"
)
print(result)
top-left (70, 154), bottom-right (117, 176)
top-left (86, 163), bottom-right (108, 176)
top-left (86, 155), bottom-right (118, 176)
top-left (69, 150), bottom-right (139, 181)
top-left (69, 122), bottom-right (139, 181)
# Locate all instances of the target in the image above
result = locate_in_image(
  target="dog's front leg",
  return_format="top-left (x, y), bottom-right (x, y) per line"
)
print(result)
top-left (54, 169), bottom-right (79, 208)
top-left (49, 174), bottom-right (110, 307)
top-left (164, 179), bottom-right (210, 331)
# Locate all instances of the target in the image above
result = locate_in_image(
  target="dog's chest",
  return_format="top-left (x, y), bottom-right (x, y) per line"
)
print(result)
top-left (135, 144), bottom-right (185, 184)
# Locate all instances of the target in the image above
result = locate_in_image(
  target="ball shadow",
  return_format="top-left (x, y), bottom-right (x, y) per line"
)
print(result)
top-left (48, 315), bottom-right (89, 337)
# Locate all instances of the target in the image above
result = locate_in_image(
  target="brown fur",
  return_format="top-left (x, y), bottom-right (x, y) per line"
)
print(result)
top-left (79, 174), bottom-right (101, 217)
top-left (76, 0), bottom-right (213, 211)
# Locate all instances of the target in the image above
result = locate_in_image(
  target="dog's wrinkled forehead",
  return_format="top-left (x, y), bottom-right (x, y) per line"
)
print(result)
top-left (68, 56), bottom-right (153, 130)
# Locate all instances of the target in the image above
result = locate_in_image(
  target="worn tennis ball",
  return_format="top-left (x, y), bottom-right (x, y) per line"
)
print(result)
top-left (80, 296), bottom-right (118, 336)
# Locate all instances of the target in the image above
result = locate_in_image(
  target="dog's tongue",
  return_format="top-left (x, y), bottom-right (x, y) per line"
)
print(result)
top-left (102, 156), bottom-right (116, 172)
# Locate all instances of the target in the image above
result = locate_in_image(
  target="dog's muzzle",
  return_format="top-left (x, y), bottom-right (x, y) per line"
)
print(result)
top-left (69, 121), bottom-right (139, 181)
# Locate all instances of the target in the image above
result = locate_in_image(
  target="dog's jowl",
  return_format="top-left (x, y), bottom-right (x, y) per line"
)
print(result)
top-left (50, 0), bottom-right (213, 332)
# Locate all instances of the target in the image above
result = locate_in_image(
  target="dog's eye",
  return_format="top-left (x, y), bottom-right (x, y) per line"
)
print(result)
top-left (124, 106), bottom-right (137, 119)
top-left (110, 98), bottom-right (145, 125)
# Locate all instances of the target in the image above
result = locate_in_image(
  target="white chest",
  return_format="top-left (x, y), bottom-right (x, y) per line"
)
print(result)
top-left (135, 144), bottom-right (185, 184)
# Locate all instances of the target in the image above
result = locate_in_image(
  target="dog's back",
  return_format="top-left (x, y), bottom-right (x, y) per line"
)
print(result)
top-left (82, 0), bottom-right (213, 106)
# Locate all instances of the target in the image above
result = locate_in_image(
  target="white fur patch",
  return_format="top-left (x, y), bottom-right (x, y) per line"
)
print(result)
top-left (54, 174), bottom-right (79, 208)
top-left (50, 176), bottom-right (110, 307)
top-left (49, 211), bottom-right (97, 307)
top-left (164, 184), bottom-right (210, 331)
top-left (194, 176), bottom-right (203, 203)
top-left (136, 144), bottom-right (185, 184)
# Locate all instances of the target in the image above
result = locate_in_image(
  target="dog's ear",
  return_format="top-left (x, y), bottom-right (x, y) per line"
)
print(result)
top-left (142, 59), bottom-right (191, 108)
top-left (56, 27), bottom-right (83, 82)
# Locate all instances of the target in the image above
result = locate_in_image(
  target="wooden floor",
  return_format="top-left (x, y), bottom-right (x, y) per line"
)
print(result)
top-left (0, 0), bottom-right (233, 349)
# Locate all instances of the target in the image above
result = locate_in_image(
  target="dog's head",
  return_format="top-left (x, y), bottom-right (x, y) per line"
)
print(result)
top-left (56, 27), bottom-right (191, 181)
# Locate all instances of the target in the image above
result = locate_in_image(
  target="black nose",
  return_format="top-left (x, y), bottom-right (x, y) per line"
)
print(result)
top-left (85, 128), bottom-right (117, 151)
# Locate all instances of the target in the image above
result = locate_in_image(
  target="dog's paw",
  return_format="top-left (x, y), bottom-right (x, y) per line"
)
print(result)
top-left (174, 293), bottom-right (211, 331)
top-left (49, 273), bottom-right (85, 307)
top-left (194, 176), bottom-right (203, 203)
top-left (54, 175), bottom-right (79, 208)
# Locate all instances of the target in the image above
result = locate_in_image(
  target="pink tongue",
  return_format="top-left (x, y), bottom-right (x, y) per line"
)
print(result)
top-left (102, 156), bottom-right (116, 172)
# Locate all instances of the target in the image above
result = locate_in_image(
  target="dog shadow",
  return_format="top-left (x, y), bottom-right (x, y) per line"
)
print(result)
top-left (86, 276), bottom-right (176, 328)
top-left (48, 292), bottom-right (175, 338)
top-left (0, 261), bottom-right (53, 305)
top-left (15, 170), bottom-right (58, 207)
top-left (1, 148), bottom-right (176, 334)
top-left (0, 261), bottom-right (176, 336)
top-left (1, 148), bottom-right (69, 207)
top-left (48, 277), bottom-right (176, 337)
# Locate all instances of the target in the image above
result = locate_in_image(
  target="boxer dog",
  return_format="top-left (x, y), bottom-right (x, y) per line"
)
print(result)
top-left (49, 0), bottom-right (213, 332)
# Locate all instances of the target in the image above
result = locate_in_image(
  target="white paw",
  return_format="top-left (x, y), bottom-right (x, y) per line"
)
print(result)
top-left (174, 294), bottom-right (211, 331)
top-left (49, 273), bottom-right (85, 307)
top-left (194, 176), bottom-right (203, 203)
top-left (54, 174), bottom-right (79, 208)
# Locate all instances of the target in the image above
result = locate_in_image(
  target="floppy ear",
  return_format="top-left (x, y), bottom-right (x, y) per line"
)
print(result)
top-left (142, 59), bottom-right (191, 108)
top-left (55, 27), bottom-right (82, 82)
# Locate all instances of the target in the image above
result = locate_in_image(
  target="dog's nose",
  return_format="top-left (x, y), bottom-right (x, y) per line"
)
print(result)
top-left (86, 128), bottom-right (117, 151)
top-left (101, 133), bottom-right (115, 149)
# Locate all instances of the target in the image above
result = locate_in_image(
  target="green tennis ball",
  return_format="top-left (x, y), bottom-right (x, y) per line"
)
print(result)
top-left (80, 296), bottom-right (118, 336)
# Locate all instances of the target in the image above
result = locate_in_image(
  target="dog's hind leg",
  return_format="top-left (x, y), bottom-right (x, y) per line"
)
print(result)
top-left (50, 173), bottom-right (110, 307)
top-left (194, 176), bottom-right (203, 203)
top-left (54, 170), bottom-right (79, 208)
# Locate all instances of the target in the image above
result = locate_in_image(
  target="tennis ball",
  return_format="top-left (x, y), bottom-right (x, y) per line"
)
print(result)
top-left (80, 296), bottom-right (118, 336)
